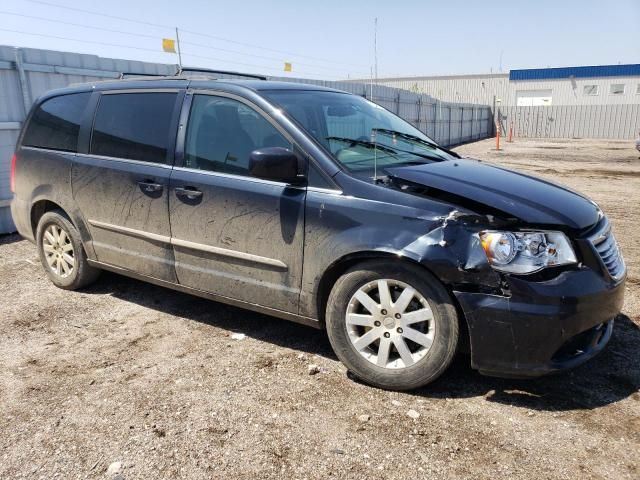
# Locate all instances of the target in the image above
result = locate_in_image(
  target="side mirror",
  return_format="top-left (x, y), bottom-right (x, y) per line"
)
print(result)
top-left (249, 147), bottom-right (302, 184)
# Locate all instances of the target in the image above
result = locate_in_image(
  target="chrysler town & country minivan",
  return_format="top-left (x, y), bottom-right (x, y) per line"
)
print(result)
top-left (10, 76), bottom-right (626, 390)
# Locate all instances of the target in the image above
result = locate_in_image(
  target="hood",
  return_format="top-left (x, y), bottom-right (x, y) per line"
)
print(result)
top-left (386, 159), bottom-right (600, 230)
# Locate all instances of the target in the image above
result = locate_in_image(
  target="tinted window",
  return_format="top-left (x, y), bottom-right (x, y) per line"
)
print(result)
top-left (184, 95), bottom-right (292, 176)
top-left (22, 92), bottom-right (90, 152)
top-left (90, 93), bottom-right (177, 163)
top-left (308, 163), bottom-right (335, 189)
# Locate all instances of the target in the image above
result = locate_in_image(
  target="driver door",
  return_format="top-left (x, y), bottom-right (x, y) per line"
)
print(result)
top-left (169, 92), bottom-right (306, 313)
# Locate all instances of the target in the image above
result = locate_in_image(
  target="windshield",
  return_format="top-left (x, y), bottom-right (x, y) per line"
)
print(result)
top-left (263, 90), bottom-right (456, 181)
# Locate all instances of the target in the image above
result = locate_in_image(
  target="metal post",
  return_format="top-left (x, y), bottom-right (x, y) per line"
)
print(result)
top-left (447, 106), bottom-right (451, 147)
top-left (175, 27), bottom-right (183, 71)
top-left (396, 92), bottom-right (401, 115)
top-left (369, 66), bottom-right (373, 101)
top-left (471, 107), bottom-right (475, 140)
top-left (14, 48), bottom-right (31, 115)
top-left (416, 97), bottom-right (422, 133)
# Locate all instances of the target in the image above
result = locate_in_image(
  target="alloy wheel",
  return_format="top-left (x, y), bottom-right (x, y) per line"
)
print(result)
top-left (346, 279), bottom-right (435, 369)
top-left (42, 224), bottom-right (75, 278)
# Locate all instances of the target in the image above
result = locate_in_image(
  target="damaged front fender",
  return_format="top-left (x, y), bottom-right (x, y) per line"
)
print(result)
top-left (299, 187), bottom-right (503, 319)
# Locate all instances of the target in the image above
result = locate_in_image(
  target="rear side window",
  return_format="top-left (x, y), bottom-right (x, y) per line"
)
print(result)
top-left (90, 92), bottom-right (177, 163)
top-left (22, 92), bottom-right (90, 152)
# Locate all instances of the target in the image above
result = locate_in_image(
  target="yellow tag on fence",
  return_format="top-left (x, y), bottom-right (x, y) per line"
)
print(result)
top-left (162, 38), bottom-right (176, 53)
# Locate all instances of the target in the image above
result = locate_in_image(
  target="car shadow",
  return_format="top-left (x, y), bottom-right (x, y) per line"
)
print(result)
top-left (84, 272), bottom-right (639, 411)
top-left (415, 313), bottom-right (640, 411)
top-left (0, 233), bottom-right (22, 245)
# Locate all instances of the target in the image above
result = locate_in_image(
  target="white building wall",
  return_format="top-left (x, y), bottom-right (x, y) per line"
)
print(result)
top-left (369, 74), bottom-right (510, 106)
top-left (371, 74), bottom-right (640, 106)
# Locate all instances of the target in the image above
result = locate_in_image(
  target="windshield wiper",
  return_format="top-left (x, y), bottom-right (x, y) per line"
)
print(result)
top-left (371, 128), bottom-right (461, 158)
top-left (326, 136), bottom-right (441, 161)
top-left (326, 136), bottom-right (398, 154)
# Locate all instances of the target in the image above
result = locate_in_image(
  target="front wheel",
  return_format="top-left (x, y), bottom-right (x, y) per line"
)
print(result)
top-left (326, 261), bottom-right (459, 390)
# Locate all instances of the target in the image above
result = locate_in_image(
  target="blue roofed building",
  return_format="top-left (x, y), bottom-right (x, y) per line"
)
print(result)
top-left (367, 64), bottom-right (640, 106)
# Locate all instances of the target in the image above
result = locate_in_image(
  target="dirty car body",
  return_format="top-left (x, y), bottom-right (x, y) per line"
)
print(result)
top-left (10, 78), bottom-right (626, 387)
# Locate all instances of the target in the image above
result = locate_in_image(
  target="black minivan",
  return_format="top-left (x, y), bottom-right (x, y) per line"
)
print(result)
top-left (10, 76), bottom-right (626, 390)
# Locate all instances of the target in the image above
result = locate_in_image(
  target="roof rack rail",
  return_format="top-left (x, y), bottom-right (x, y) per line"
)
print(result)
top-left (116, 67), bottom-right (267, 81)
top-left (177, 67), bottom-right (267, 80)
top-left (119, 71), bottom-right (174, 79)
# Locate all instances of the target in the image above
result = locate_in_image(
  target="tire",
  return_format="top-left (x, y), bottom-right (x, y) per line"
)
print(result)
top-left (326, 260), bottom-right (459, 390)
top-left (36, 209), bottom-right (100, 290)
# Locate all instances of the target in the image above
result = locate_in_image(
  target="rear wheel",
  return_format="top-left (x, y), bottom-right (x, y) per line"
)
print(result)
top-left (326, 261), bottom-right (459, 390)
top-left (36, 210), bottom-right (100, 290)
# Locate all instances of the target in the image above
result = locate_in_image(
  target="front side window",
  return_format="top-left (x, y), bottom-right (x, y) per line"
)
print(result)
top-left (610, 84), bottom-right (625, 95)
top-left (583, 85), bottom-right (599, 96)
top-left (263, 90), bottom-right (454, 181)
top-left (90, 92), bottom-right (177, 163)
top-left (22, 92), bottom-right (91, 152)
top-left (184, 95), bottom-right (292, 176)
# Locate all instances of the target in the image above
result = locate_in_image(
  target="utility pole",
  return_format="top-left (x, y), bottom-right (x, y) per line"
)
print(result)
top-left (369, 66), bottom-right (374, 99)
top-left (175, 27), bottom-right (183, 71)
top-left (373, 17), bottom-right (378, 83)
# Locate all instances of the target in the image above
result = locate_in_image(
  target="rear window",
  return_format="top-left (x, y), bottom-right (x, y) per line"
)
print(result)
top-left (22, 92), bottom-right (91, 152)
top-left (90, 92), bottom-right (177, 163)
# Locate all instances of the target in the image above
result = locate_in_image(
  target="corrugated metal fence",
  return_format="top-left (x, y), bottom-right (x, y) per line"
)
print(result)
top-left (498, 105), bottom-right (640, 140)
top-left (0, 45), bottom-right (493, 233)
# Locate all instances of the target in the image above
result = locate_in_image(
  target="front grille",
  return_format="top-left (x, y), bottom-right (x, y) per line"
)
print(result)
top-left (589, 217), bottom-right (626, 281)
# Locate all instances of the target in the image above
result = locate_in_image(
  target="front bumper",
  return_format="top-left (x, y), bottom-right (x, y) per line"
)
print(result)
top-left (454, 268), bottom-right (625, 378)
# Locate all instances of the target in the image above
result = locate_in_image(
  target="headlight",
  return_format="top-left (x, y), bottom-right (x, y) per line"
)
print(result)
top-left (480, 231), bottom-right (577, 274)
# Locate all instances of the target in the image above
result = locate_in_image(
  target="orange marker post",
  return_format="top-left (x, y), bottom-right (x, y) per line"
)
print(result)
top-left (507, 123), bottom-right (513, 143)
top-left (495, 124), bottom-right (501, 150)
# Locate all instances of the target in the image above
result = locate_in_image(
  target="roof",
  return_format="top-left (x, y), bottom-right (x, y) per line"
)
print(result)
top-left (58, 78), bottom-right (344, 96)
top-left (509, 64), bottom-right (640, 81)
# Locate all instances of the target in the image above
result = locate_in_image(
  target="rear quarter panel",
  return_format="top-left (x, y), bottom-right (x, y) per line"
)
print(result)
top-left (13, 147), bottom-right (92, 253)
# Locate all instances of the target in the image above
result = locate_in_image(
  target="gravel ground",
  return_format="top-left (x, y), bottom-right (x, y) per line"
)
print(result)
top-left (1, 138), bottom-right (638, 479)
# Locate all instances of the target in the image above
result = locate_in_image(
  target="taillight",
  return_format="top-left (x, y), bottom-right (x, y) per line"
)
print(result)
top-left (10, 153), bottom-right (17, 193)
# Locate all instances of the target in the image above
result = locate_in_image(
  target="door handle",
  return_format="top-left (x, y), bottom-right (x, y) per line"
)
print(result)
top-left (137, 180), bottom-right (163, 193)
top-left (175, 186), bottom-right (203, 200)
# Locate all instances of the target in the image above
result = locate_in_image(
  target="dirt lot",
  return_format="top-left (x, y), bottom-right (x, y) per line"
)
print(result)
top-left (1, 138), bottom-right (638, 479)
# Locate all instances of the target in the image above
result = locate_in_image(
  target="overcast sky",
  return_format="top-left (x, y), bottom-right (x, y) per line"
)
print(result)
top-left (0, 0), bottom-right (638, 80)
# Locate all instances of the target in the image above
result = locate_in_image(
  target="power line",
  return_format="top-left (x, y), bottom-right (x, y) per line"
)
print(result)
top-left (179, 28), bottom-right (370, 69)
top-left (180, 52), bottom-right (333, 79)
top-left (0, 28), bottom-right (164, 55)
top-left (179, 39), bottom-right (369, 76)
top-left (0, 27), bottom-right (344, 79)
top-left (0, 10), bottom-right (159, 40)
top-left (0, 10), bottom-right (370, 76)
top-left (20, 0), bottom-right (370, 69)
top-left (24, 0), bottom-right (174, 30)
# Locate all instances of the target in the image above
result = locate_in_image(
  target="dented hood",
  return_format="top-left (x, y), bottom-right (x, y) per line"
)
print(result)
top-left (386, 159), bottom-right (600, 230)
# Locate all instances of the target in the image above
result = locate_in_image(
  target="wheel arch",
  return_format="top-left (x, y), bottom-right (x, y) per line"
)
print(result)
top-left (29, 195), bottom-right (95, 259)
top-left (316, 250), bottom-right (471, 352)
top-left (30, 199), bottom-right (67, 236)
top-left (317, 250), bottom-right (436, 319)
